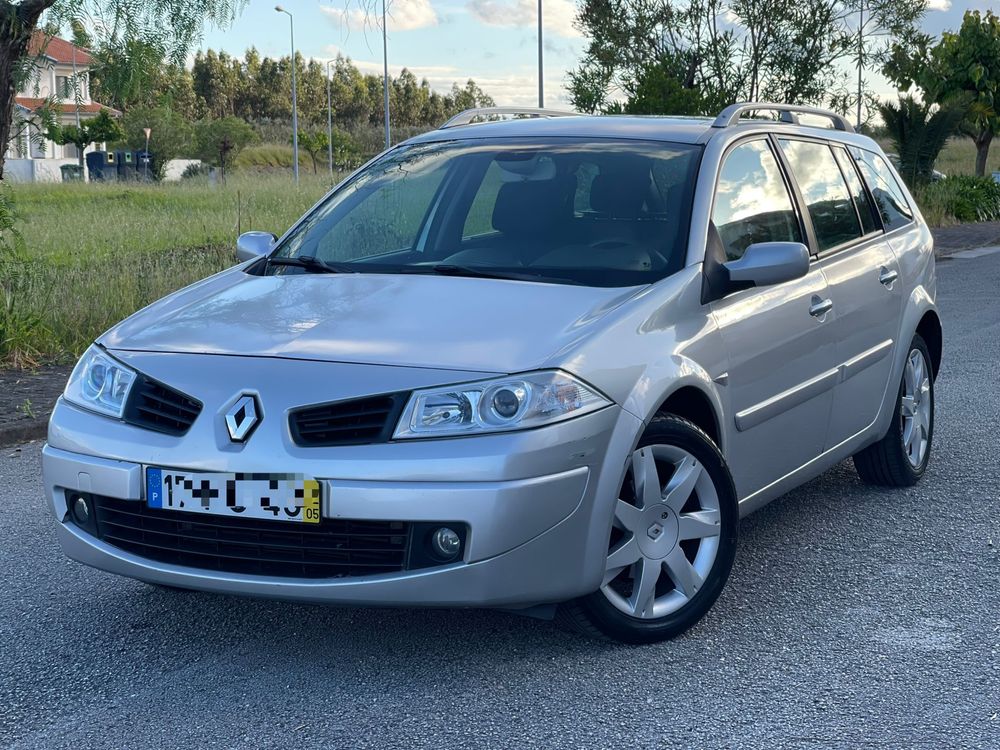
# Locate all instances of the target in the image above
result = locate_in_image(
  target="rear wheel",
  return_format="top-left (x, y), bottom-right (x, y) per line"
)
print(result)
top-left (853, 334), bottom-right (934, 486)
top-left (559, 416), bottom-right (738, 644)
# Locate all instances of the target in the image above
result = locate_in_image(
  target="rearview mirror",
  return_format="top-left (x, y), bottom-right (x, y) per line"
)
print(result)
top-left (236, 231), bottom-right (277, 262)
top-left (723, 242), bottom-right (809, 289)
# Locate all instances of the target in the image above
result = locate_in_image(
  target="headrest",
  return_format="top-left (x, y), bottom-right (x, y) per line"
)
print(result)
top-left (590, 173), bottom-right (647, 218)
top-left (492, 179), bottom-right (568, 235)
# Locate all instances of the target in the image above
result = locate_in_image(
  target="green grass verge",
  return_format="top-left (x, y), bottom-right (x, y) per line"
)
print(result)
top-left (4, 173), bottom-right (334, 366)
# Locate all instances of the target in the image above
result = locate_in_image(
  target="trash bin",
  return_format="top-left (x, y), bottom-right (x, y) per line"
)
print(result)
top-left (60, 164), bottom-right (84, 182)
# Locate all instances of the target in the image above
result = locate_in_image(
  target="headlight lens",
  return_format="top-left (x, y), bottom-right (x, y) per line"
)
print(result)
top-left (393, 371), bottom-right (610, 438)
top-left (64, 345), bottom-right (137, 418)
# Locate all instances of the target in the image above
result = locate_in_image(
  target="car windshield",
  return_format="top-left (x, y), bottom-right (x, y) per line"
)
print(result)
top-left (268, 138), bottom-right (701, 287)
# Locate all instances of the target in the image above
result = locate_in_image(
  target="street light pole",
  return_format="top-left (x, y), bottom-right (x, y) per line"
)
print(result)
top-left (382, 0), bottom-right (390, 149)
top-left (326, 59), bottom-right (334, 177)
top-left (537, 0), bottom-right (543, 107)
top-left (276, 5), bottom-right (299, 185)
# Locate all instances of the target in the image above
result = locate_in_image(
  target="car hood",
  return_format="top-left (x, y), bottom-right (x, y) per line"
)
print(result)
top-left (101, 268), bottom-right (646, 373)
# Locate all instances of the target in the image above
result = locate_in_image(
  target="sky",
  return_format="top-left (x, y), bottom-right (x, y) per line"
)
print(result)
top-left (196, 0), bottom-right (1000, 108)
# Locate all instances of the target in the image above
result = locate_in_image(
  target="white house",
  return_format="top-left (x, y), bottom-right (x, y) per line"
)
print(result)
top-left (5, 33), bottom-right (120, 182)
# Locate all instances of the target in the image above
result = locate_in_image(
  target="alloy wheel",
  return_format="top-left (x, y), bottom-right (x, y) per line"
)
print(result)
top-left (900, 347), bottom-right (932, 469)
top-left (601, 444), bottom-right (722, 619)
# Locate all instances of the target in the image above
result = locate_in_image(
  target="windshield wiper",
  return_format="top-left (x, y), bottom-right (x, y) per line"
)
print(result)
top-left (267, 255), bottom-right (357, 274)
top-left (424, 264), bottom-right (583, 285)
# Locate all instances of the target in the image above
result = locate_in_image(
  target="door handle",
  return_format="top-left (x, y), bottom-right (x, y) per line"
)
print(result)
top-left (809, 296), bottom-right (833, 318)
top-left (879, 267), bottom-right (899, 287)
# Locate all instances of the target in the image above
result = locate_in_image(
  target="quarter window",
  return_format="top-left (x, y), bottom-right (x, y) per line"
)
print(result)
top-left (852, 149), bottom-right (913, 231)
top-left (778, 139), bottom-right (862, 252)
top-left (712, 140), bottom-right (801, 261)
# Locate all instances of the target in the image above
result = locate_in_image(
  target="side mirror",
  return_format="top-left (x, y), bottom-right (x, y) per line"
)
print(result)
top-left (723, 242), bottom-right (810, 288)
top-left (236, 231), bottom-right (277, 262)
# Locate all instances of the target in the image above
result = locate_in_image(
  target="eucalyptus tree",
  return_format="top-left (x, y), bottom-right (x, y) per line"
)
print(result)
top-left (569, 0), bottom-right (926, 117)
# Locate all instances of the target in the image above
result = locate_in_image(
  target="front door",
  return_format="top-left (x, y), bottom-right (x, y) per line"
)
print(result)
top-left (709, 138), bottom-right (839, 499)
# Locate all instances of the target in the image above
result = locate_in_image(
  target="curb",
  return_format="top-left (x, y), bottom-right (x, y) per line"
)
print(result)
top-left (0, 418), bottom-right (48, 448)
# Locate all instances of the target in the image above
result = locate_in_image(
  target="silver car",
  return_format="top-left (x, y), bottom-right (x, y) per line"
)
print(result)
top-left (43, 103), bottom-right (941, 643)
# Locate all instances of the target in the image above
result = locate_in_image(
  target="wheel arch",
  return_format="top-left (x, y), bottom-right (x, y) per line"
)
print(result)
top-left (916, 309), bottom-right (942, 379)
top-left (649, 384), bottom-right (723, 453)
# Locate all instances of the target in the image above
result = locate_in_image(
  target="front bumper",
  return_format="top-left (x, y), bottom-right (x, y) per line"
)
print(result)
top-left (43, 397), bottom-right (642, 608)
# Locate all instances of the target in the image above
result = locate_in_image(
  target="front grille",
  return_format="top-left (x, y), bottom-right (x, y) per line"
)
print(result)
top-left (123, 376), bottom-right (202, 436)
top-left (91, 496), bottom-right (409, 578)
top-left (290, 392), bottom-right (409, 447)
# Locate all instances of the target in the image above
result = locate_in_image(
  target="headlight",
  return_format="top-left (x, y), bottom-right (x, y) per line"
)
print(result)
top-left (64, 345), bottom-right (137, 419)
top-left (393, 370), bottom-right (611, 439)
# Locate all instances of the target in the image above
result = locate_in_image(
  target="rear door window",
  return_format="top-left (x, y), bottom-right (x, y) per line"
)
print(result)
top-left (851, 149), bottom-right (914, 231)
top-left (778, 139), bottom-right (862, 252)
top-left (832, 146), bottom-right (878, 236)
top-left (712, 139), bottom-right (802, 261)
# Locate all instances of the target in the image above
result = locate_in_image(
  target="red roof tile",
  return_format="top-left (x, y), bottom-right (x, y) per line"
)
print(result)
top-left (15, 97), bottom-right (120, 116)
top-left (28, 32), bottom-right (93, 66)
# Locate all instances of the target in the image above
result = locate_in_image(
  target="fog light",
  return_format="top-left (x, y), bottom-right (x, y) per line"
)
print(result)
top-left (72, 495), bottom-right (91, 524)
top-left (431, 527), bottom-right (461, 559)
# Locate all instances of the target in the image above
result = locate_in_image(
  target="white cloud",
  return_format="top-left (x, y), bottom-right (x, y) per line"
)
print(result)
top-left (321, 0), bottom-right (439, 32)
top-left (467, 0), bottom-right (580, 38)
top-left (925, 0), bottom-right (951, 10)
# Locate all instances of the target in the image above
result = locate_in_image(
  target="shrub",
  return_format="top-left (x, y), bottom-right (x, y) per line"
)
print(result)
top-left (915, 175), bottom-right (1000, 224)
top-left (181, 162), bottom-right (212, 179)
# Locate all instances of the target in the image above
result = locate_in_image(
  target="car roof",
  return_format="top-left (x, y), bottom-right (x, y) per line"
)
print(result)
top-left (400, 113), bottom-right (881, 151)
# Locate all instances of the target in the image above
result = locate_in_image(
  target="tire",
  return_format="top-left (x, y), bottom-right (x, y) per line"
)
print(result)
top-left (558, 415), bottom-right (739, 644)
top-left (853, 333), bottom-right (934, 487)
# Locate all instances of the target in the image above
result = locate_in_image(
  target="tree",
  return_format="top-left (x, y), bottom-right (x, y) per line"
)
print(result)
top-left (194, 116), bottom-right (255, 167)
top-left (619, 60), bottom-right (723, 116)
top-left (329, 127), bottom-right (359, 169)
top-left (885, 11), bottom-right (1000, 177)
top-left (45, 109), bottom-right (123, 169)
top-left (570, 0), bottom-right (926, 116)
top-left (0, 0), bottom-right (246, 180)
top-left (120, 105), bottom-right (194, 179)
top-left (878, 96), bottom-right (966, 186)
top-left (296, 130), bottom-right (328, 174)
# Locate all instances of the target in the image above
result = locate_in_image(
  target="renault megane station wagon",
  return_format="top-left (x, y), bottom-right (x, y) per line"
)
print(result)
top-left (43, 103), bottom-right (941, 643)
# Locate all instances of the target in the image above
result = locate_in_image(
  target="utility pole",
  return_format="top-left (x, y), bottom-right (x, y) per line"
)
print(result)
top-left (537, 0), bottom-right (544, 107)
top-left (382, 0), bottom-right (391, 149)
top-left (326, 59), bottom-right (334, 176)
top-left (857, 0), bottom-right (864, 129)
top-left (276, 5), bottom-right (299, 184)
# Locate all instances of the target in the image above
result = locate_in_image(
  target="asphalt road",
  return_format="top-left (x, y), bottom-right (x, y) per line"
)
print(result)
top-left (2, 252), bottom-right (998, 750)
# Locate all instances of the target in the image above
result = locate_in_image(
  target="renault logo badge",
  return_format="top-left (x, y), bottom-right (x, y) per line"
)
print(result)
top-left (225, 394), bottom-right (261, 443)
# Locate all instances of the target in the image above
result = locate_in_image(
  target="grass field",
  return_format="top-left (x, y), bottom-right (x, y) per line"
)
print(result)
top-left (3, 173), bottom-right (335, 366)
top-left (1, 135), bottom-right (997, 368)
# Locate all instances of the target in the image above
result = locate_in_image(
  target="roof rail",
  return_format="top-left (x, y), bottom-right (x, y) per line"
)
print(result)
top-left (440, 106), bottom-right (577, 129)
top-left (712, 102), bottom-right (855, 133)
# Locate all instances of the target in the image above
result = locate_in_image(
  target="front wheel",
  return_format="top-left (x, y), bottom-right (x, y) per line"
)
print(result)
top-left (559, 416), bottom-right (738, 644)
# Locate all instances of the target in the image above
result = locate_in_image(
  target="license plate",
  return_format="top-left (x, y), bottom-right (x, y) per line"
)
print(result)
top-left (145, 468), bottom-right (321, 524)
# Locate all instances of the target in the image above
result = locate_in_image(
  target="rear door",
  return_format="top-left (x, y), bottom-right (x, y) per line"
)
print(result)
top-left (776, 138), bottom-right (903, 446)
top-left (709, 138), bottom-right (839, 499)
